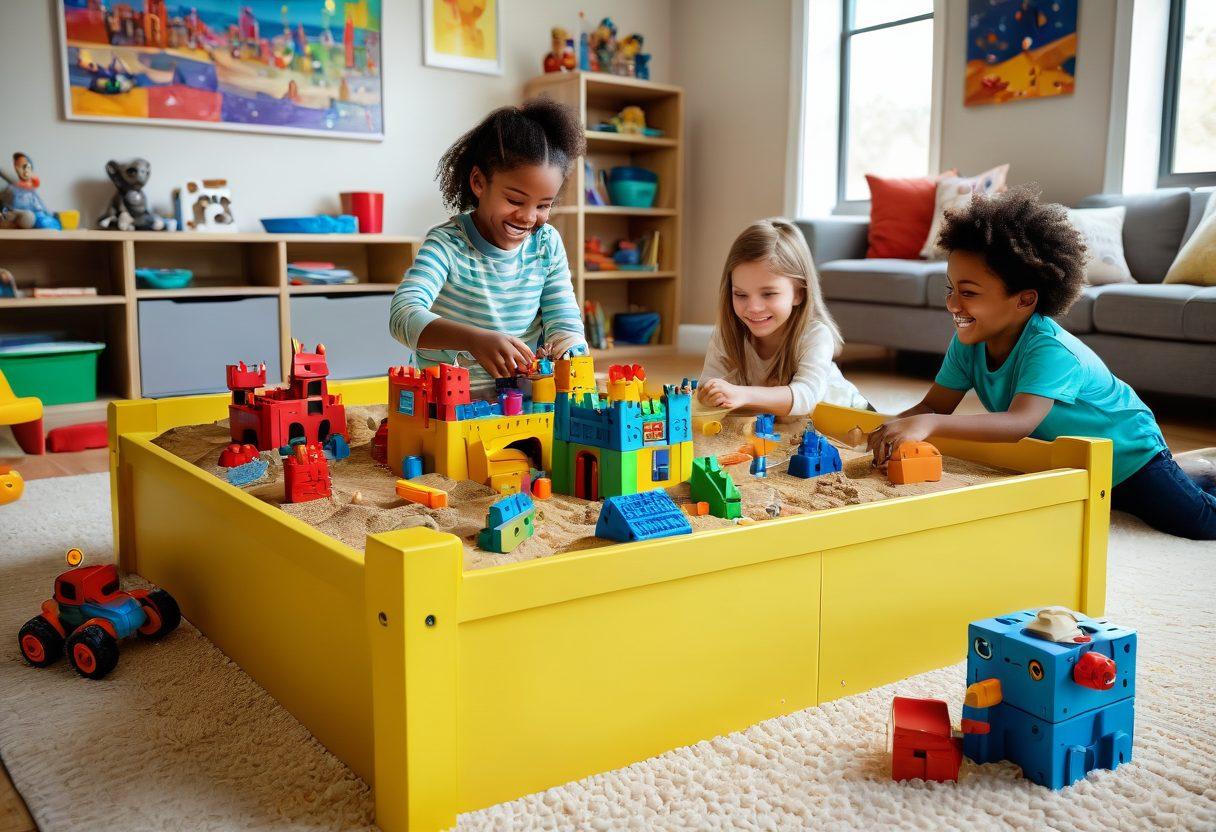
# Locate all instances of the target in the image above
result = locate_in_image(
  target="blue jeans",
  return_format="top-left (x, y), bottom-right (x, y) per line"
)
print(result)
top-left (1112, 449), bottom-right (1216, 540)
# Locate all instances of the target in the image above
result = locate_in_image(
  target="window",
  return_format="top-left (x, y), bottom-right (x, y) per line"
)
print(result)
top-left (1161, 0), bottom-right (1216, 185)
top-left (651, 449), bottom-right (670, 482)
top-left (838, 0), bottom-right (935, 202)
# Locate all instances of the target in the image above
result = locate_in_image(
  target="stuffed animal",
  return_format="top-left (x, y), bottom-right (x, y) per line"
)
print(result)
top-left (98, 158), bottom-right (166, 232)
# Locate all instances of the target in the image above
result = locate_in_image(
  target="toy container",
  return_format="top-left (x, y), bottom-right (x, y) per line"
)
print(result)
top-left (135, 268), bottom-right (193, 289)
top-left (604, 167), bottom-right (658, 208)
top-left (260, 215), bottom-right (358, 234)
top-left (0, 341), bottom-right (105, 405)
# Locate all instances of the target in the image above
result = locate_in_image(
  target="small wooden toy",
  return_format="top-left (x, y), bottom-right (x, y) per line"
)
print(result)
top-left (887, 441), bottom-right (942, 485)
top-left (18, 548), bottom-right (181, 680)
top-left (173, 178), bottom-right (236, 233)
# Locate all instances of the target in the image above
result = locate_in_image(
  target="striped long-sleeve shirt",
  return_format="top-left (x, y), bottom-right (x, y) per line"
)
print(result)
top-left (388, 212), bottom-right (587, 391)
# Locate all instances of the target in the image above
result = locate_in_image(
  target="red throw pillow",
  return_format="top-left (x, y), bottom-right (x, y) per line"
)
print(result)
top-left (865, 173), bottom-right (947, 260)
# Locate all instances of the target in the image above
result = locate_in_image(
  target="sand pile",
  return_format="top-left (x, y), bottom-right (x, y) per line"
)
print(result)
top-left (153, 405), bottom-right (1011, 570)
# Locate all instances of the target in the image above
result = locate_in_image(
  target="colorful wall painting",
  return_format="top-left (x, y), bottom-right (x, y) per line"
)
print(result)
top-left (422, 0), bottom-right (501, 75)
top-left (965, 0), bottom-right (1078, 106)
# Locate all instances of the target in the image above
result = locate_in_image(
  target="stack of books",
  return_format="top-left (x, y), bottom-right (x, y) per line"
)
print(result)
top-left (287, 261), bottom-right (357, 285)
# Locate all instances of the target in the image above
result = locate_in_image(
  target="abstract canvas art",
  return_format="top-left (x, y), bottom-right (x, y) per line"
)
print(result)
top-left (58, 0), bottom-right (383, 139)
top-left (965, 0), bottom-right (1078, 106)
top-left (422, 0), bottom-right (501, 75)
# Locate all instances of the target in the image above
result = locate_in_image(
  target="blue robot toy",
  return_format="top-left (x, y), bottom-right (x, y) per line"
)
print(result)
top-left (961, 606), bottom-right (1136, 789)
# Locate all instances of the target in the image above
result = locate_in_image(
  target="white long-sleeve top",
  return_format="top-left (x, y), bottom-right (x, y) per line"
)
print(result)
top-left (699, 320), bottom-right (870, 416)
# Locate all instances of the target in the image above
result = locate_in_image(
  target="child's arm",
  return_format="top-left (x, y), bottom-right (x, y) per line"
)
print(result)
top-left (389, 235), bottom-right (533, 376)
top-left (868, 392), bottom-right (1054, 464)
top-left (696, 330), bottom-right (796, 414)
top-left (896, 382), bottom-right (969, 418)
top-left (538, 227), bottom-right (588, 357)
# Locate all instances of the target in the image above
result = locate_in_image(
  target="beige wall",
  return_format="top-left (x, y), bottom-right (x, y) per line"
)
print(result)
top-left (0, 1), bottom-right (671, 234)
top-left (938, 0), bottom-right (1117, 206)
top-left (671, 0), bottom-right (794, 327)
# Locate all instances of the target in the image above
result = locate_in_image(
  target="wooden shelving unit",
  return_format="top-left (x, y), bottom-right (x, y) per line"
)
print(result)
top-left (525, 71), bottom-right (683, 351)
top-left (0, 229), bottom-right (418, 417)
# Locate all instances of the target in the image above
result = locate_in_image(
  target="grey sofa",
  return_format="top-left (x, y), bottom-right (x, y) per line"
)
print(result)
top-left (797, 188), bottom-right (1216, 400)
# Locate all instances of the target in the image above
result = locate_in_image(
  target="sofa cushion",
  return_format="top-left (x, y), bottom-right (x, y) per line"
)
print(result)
top-left (1077, 189), bottom-right (1192, 283)
top-left (925, 274), bottom-right (1101, 334)
top-left (1183, 187), bottom-right (1215, 245)
top-left (1182, 288), bottom-right (1216, 343)
top-left (818, 259), bottom-right (941, 307)
top-left (1091, 284), bottom-right (1208, 340)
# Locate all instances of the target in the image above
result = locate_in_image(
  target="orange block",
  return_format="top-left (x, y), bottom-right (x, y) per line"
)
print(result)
top-left (887, 441), bottom-right (943, 485)
top-left (531, 477), bottom-right (552, 500)
top-left (395, 479), bottom-right (449, 509)
top-left (684, 501), bottom-right (709, 517)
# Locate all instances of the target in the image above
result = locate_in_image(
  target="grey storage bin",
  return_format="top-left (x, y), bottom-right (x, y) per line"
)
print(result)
top-left (289, 293), bottom-right (410, 380)
top-left (138, 296), bottom-right (281, 398)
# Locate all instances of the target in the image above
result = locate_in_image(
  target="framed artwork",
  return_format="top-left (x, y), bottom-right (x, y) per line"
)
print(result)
top-left (422, 0), bottom-right (502, 75)
top-left (57, 0), bottom-right (384, 140)
top-left (965, 0), bottom-right (1078, 106)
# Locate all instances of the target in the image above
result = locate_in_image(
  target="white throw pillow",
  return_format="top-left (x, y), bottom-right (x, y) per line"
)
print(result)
top-left (1164, 190), bottom-right (1216, 286)
top-left (920, 164), bottom-right (1010, 259)
top-left (1065, 206), bottom-right (1134, 285)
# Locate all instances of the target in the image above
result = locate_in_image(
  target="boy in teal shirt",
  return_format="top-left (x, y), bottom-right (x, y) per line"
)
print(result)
top-left (868, 187), bottom-right (1215, 540)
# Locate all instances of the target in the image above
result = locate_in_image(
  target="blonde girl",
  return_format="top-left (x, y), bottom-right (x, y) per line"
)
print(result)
top-left (698, 218), bottom-right (870, 416)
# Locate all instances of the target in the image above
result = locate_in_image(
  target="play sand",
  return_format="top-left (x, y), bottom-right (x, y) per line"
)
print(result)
top-left (153, 405), bottom-right (1013, 571)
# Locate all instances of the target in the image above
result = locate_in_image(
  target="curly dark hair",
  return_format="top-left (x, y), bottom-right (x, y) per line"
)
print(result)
top-left (936, 186), bottom-right (1087, 318)
top-left (436, 97), bottom-right (586, 214)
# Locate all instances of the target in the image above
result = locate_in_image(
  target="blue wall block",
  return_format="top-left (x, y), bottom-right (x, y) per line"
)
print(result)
top-left (595, 489), bottom-right (692, 542)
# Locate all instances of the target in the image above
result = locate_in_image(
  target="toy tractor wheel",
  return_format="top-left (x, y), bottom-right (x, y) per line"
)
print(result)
top-left (137, 589), bottom-right (181, 640)
top-left (18, 617), bottom-right (64, 667)
top-left (65, 625), bottom-right (119, 680)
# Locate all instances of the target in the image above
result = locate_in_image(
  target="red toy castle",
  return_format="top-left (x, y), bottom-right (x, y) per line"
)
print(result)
top-left (226, 340), bottom-right (346, 451)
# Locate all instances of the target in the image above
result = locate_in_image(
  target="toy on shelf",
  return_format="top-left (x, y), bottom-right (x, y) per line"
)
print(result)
top-left (260, 215), bottom-right (357, 234)
top-left (593, 105), bottom-right (664, 138)
top-left (689, 456), bottom-right (741, 520)
top-left (227, 341), bottom-right (347, 452)
top-left (218, 442), bottom-right (259, 468)
top-left (1, 152), bottom-right (62, 230)
top-left (889, 697), bottom-right (965, 782)
top-left (396, 479), bottom-right (448, 509)
top-left (743, 414), bottom-right (781, 478)
top-left (135, 268), bottom-right (193, 289)
top-left (603, 166), bottom-right (658, 208)
top-left (0, 269), bottom-right (16, 298)
top-left (17, 548), bottom-right (180, 680)
top-left (583, 17), bottom-right (652, 78)
top-left (283, 442), bottom-right (331, 503)
top-left (788, 425), bottom-right (842, 479)
top-left (98, 158), bottom-right (168, 231)
top-left (887, 441), bottom-right (942, 485)
top-left (595, 489), bottom-right (691, 542)
top-left (552, 365), bottom-right (693, 500)
top-left (173, 179), bottom-right (236, 232)
top-left (584, 237), bottom-right (618, 271)
top-left (0, 367), bottom-right (44, 455)
top-left (613, 311), bottom-right (660, 345)
top-left (478, 492), bottom-right (537, 553)
top-left (340, 191), bottom-right (385, 234)
top-left (542, 26), bottom-right (576, 73)
top-left (0, 464), bottom-right (24, 505)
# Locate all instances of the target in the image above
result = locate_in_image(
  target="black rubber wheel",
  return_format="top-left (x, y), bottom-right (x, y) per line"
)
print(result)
top-left (18, 616), bottom-right (64, 667)
top-left (138, 589), bottom-right (181, 639)
top-left (65, 624), bottom-right (120, 680)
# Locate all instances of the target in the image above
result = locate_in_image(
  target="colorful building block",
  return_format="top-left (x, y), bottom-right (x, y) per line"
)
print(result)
top-left (595, 490), bottom-right (692, 542)
top-left (888, 441), bottom-right (942, 485)
top-left (44, 421), bottom-right (107, 453)
top-left (218, 442), bottom-right (259, 468)
top-left (745, 414), bottom-right (781, 478)
top-left (788, 427), bottom-right (842, 478)
top-left (394, 480), bottom-right (449, 509)
top-left (283, 443), bottom-right (331, 503)
top-left (690, 456), bottom-right (741, 519)
top-left (962, 607), bottom-right (1136, 789)
top-left (477, 492), bottom-right (536, 553)
top-left (227, 341), bottom-right (346, 451)
top-left (323, 433), bottom-right (350, 461)
top-left (403, 455), bottom-right (424, 479)
top-left (890, 697), bottom-right (962, 782)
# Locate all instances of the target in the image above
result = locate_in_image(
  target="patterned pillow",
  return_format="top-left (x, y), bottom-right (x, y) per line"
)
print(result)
top-left (1065, 206), bottom-right (1134, 285)
top-left (920, 164), bottom-right (1010, 260)
top-left (1164, 191), bottom-right (1216, 286)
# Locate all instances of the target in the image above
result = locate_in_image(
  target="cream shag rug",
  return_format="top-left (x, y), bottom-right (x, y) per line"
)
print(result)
top-left (1, 473), bottom-right (1213, 832)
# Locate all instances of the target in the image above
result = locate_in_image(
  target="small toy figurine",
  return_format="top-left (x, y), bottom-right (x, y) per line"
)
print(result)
top-left (98, 158), bottom-right (167, 232)
top-left (543, 27), bottom-right (566, 73)
top-left (744, 414), bottom-right (782, 478)
top-left (18, 548), bottom-right (181, 680)
top-left (1, 153), bottom-right (61, 230)
top-left (609, 105), bottom-right (648, 134)
top-left (591, 17), bottom-right (617, 74)
top-left (0, 268), bottom-right (17, 298)
top-left (788, 425), bottom-right (842, 479)
top-left (0, 464), bottom-right (24, 504)
top-left (174, 178), bottom-right (236, 233)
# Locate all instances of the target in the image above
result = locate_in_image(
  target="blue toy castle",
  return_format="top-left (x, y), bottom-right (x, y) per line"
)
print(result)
top-left (962, 606), bottom-right (1137, 789)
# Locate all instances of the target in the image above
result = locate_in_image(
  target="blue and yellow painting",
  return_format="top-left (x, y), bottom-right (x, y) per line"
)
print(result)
top-left (965, 0), bottom-right (1077, 106)
top-left (59, 0), bottom-right (383, 138)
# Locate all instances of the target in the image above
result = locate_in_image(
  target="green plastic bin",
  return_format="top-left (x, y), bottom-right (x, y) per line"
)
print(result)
top-left (0, 341), bottom-right (106, 405)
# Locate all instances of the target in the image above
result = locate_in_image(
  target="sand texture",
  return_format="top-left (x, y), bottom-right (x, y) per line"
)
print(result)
top-left (153, 405), bottom-right (1013, 570)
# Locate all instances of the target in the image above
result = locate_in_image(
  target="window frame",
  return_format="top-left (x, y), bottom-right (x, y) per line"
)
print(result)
top-left (836, 0), bottom-right (935, 205)
top-left (1159, 0), bottom-right (1216, 187)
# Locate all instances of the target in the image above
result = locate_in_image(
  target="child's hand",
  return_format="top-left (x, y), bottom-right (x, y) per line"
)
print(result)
top-left (698, 378), bottom-right (749, 410)
top-left (867, 414), bottom-right (938, 466)
top-left (470, 330), bottom-right (534, 378)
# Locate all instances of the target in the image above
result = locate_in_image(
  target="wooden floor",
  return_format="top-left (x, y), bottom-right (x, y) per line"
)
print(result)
top-left (1, 346), bottom-right (1212, 831)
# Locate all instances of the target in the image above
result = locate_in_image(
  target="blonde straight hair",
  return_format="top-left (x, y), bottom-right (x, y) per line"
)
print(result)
top-left (715, 218), bottom-right (842, 387)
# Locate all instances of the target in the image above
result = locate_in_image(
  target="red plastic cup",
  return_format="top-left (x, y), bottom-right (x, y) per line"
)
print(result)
top-left (340, 191), bottom-right (384, 233)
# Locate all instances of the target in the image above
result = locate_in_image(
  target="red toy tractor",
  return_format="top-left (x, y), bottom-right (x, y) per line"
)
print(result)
top-left (18, 548), bottom-right (181, 680)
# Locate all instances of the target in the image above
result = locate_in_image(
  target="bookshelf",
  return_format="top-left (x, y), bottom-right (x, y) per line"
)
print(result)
top-left (0, 229), bottom-right (418, 417)
top-left (524, 71), bottom-right (683, 351)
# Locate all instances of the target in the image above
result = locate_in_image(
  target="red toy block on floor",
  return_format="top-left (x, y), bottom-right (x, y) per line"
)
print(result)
top-left (889, 696), bottom-right (962, 782)
top-left (283, 443), bottom-right (331, 503)
top-left (45, 422), bottom-right (107, 453)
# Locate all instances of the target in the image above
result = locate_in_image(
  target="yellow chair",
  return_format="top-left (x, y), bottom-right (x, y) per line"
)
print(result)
top-left (0, 368), bottom-right (44, 455)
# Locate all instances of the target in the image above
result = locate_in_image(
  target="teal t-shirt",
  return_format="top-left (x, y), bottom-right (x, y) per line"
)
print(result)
top-left (935, 314), bottom-right (1165, 485)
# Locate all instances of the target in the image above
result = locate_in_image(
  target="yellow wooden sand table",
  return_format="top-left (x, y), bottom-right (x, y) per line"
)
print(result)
top-left (109, 380), bottom-right (1110, 832)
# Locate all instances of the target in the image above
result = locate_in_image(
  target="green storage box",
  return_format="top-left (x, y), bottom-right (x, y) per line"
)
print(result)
top-left (0, 341), bottom-right (106, 405)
